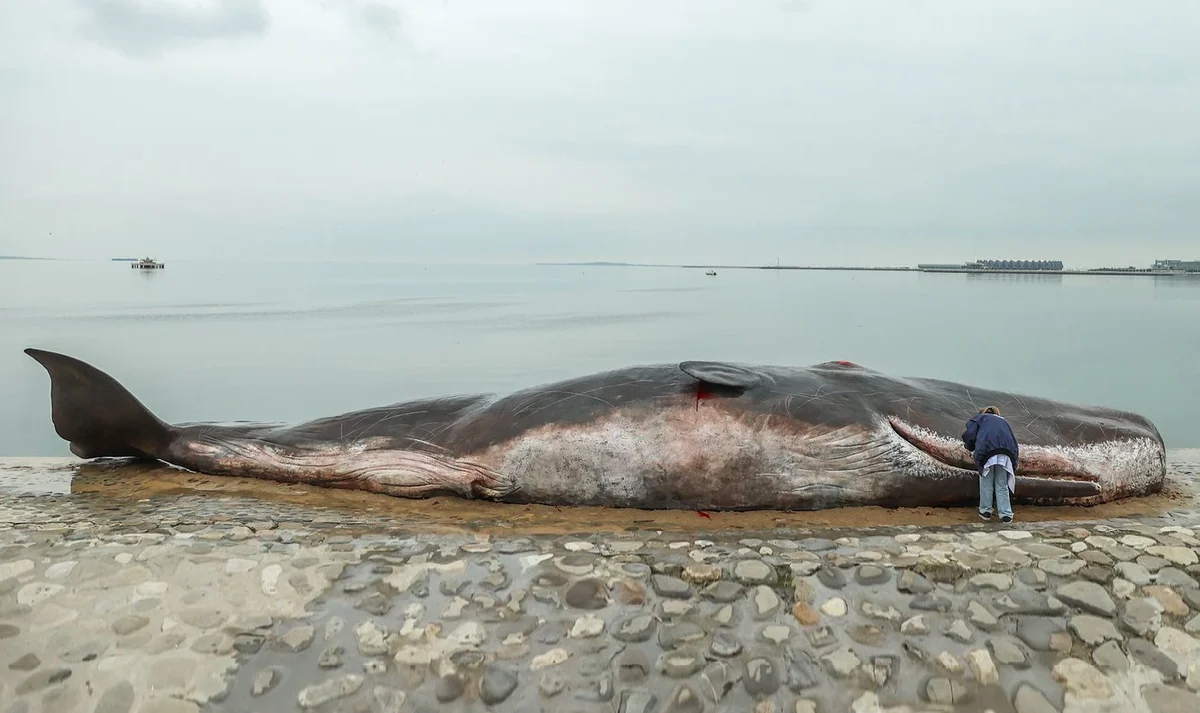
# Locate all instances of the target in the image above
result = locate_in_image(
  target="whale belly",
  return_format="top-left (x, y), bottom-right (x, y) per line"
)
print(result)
top-left (469, 405), bottom-right (906, 510)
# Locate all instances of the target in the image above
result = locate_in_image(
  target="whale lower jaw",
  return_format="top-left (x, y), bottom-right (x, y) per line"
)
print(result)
top-left (886, 416), bottom-right (1166, 505)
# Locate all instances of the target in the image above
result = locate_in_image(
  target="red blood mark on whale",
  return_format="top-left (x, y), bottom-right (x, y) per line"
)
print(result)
top-left (834, 360), bottom-right (860, 367)
top-left (695, 382), bottom-right (715, 410)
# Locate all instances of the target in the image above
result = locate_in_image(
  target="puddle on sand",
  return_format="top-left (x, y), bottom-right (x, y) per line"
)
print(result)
top-left (2, 453), bottom-right (1199, 536)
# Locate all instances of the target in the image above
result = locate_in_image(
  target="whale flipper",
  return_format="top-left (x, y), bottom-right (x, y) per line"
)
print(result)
top-left (24, 348), bottom-right (173, 460)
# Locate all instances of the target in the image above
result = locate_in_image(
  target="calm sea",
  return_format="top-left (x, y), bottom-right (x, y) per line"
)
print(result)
top-left (2, 259), bottom-right (1198, 455)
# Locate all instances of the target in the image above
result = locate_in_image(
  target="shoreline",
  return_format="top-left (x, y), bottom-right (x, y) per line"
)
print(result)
top-left (3, 451), bottom-right (1198, 538)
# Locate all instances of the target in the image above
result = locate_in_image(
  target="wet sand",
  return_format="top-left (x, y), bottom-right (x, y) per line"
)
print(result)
top-left (3, 451), bottom-right (1198, 536)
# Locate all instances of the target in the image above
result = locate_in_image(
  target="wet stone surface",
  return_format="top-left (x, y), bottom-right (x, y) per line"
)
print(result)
top-left (2, 456), bottom-right (1200, 712)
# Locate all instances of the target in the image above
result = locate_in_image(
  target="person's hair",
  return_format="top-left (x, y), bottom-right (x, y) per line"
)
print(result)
top-left (979, 406), bottom-right (1000, 415)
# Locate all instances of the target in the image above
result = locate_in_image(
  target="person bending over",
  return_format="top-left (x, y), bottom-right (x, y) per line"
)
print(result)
top-left (961, 406), bottom-right (1019, 522)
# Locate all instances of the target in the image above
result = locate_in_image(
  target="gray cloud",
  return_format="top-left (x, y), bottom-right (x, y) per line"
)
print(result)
top-left (310, 0), bottom-right (405, 41)
top-left (357, 1), bottom-right (403, 39)
top-left (2, 0), bottom-right (1199, 266)
top-left (78, 0), bottom-right (270, 57)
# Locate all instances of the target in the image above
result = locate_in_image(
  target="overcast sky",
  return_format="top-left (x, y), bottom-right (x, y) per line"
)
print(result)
top-left (2, 1), bottom-right (1198, 266)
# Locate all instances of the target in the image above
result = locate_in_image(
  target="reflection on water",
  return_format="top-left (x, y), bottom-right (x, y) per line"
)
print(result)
top-left (962, 272), bottom-right (1064, 285)
top-left (1152, 275), bottom-right (1200, 296)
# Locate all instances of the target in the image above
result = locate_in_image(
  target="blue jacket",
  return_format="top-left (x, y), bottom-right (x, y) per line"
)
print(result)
top-left (961, 413), bottom-right (1019, 472)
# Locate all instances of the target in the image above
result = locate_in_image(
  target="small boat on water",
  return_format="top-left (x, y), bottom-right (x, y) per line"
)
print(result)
top-left (131, 257), bottom-right (165, 270)
top-left (705, 270), bottom-right (717, 276)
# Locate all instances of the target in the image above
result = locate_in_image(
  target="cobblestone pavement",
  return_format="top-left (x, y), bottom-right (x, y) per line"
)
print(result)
top-left (2, 455), bottom-right (1200, 713)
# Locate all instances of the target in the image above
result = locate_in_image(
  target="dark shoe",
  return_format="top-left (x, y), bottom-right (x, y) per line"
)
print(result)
top-left (1000, 515), bottom-right (1013, 523)
top-left (979, 511), bottom-right (992, 520)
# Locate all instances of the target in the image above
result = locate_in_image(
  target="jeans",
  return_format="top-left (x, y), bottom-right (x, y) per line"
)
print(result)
top-left (979, 464), bottom-right (1013, 519)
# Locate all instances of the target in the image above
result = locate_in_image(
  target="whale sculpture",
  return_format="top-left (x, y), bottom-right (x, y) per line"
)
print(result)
top-left (24, 348), bottom-right (1166, 510)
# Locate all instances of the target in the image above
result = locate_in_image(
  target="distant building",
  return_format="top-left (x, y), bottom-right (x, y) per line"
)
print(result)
top-left (1153, 259), bottom-right (1200, 272)
top-left (976, 260), bottom-right (1063, 271)
top-left (917, 260), bottom-right (1063, 271)
top-left (921, 259), bottom-right (1065, 270)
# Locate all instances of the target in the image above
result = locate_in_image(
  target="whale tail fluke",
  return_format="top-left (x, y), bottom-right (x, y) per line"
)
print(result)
top-left (24, 348), bottom-right (174, 461)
